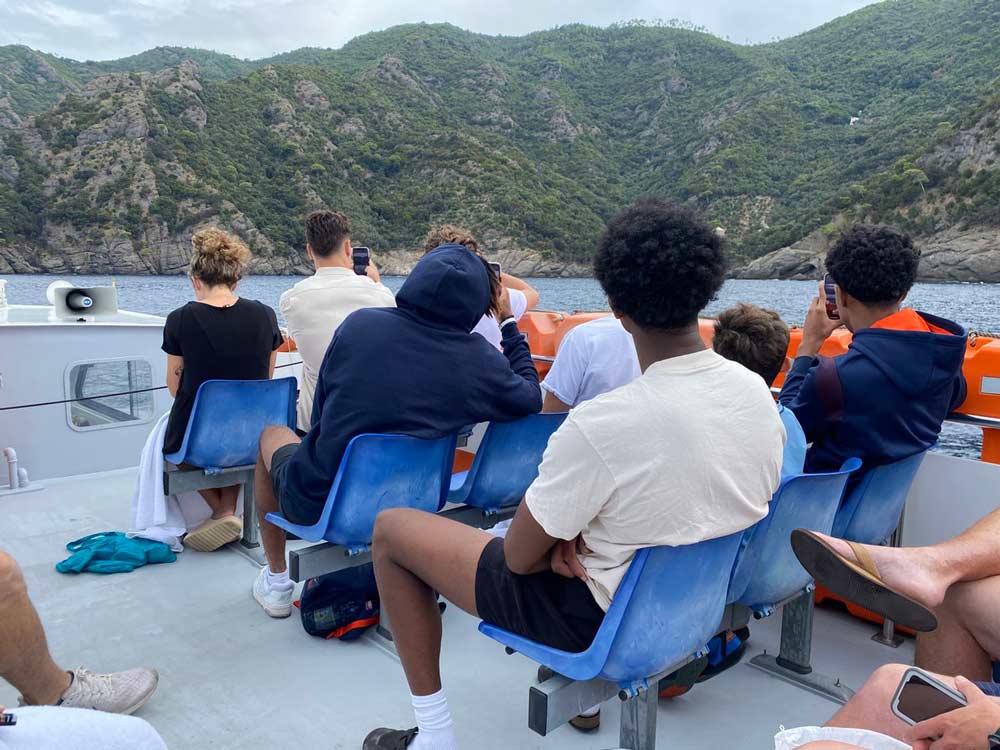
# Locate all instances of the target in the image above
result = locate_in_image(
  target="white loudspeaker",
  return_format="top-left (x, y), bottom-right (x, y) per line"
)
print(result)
top-left (46, 280), bottom-right (119, 319)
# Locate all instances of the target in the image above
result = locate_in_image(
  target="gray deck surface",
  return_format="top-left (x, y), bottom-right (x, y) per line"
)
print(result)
top-left (1, 470), bottom-right (914, 750)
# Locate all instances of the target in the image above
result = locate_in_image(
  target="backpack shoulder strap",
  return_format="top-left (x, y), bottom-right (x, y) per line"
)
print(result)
top-left (814, 356), bottom-right (845, 423)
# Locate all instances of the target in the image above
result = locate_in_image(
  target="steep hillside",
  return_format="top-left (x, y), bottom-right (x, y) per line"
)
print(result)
top-left (2, 1), bottom-right (1000, 276)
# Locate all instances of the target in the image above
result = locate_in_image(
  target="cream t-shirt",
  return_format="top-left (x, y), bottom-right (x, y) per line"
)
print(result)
top-left (280, 267), bottom-right (396, 431)
top-left (526, 348), bottom-right (785, 611)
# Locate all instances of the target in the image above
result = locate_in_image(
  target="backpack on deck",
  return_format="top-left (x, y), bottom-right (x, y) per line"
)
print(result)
top-left (298, 563), bottom-right (380, 640)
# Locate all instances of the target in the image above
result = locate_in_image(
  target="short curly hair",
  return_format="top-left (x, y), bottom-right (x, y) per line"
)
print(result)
top-left (594, 199), bottom-right (726, 330)
top-left (826, 224), bottom-right (920, 304)
top-left (423, 224), bottom-right (482, 255)
top-left (713, 304), bottom-right (789, 386)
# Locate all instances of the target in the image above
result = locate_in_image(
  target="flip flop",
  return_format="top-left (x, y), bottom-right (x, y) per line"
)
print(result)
top-left (790, 528), bottom-right (938, 633)
top-left (184, 516), bottom-right (243, 552)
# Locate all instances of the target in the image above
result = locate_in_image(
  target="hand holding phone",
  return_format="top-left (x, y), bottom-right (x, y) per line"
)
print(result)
top-left (352, 246), bottom-right (371, 276)
top-left (824, 273), bottom-right (840, 320)
top-left (892, 668), bottom-right (967, 726)
top-left (489, 261), bottom-right (502, 279)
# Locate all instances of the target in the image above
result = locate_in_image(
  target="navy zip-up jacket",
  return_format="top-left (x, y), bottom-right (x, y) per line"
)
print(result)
top-left (283, 244), bottom-right (543, 520)
top-left (779, 311), bottom-right (967, 474)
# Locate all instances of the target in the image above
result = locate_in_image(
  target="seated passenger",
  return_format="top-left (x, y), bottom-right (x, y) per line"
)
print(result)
top-left (541, 315), bottom-right (640, 412)
top-left (422, 225), bottom-right (539, 349)
top-left (252, 245), bottom-right (543, 618)
top-left (783, 507), bottom-right (1000, 749)
top-left (363, 199), bottom-right (785, 750)
top-left (779, 224), bottom-right (966, 475)
top-left (714, 303), bottom-right (806, 481)
top-left (280, 210), bottom-right (396, 433)
top-left (0, 551), bottom-right (164, 749)
top-left (162, 229), bottom-right (283, 552)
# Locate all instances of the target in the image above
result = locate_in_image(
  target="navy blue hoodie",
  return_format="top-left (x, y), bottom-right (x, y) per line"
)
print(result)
top-left (283, 244), bottom-right (543, 521)
top-left (779, 311), bottom-right (967, 474)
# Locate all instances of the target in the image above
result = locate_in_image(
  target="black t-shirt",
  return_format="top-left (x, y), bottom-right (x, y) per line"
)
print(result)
top-left (161, 298), bottom-right (283, 456)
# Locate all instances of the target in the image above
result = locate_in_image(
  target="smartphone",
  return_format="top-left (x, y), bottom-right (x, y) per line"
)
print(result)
top-left (824, 273), bottom-right (840, 320)
top-left (488, 261), bottom-right (502, 279)
top-left (891, 668), bottom-right (967, 726)
top-left (0, 713), bottom-right (16, 726)
top-left (352, 246), bottom-right (371, 276)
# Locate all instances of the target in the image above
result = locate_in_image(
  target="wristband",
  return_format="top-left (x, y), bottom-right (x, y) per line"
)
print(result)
top-left (499, 316), bottom-right (517, 331)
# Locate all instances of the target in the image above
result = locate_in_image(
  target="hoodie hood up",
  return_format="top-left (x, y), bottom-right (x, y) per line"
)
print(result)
top-left (395, 244), bottom-right (490, 333)
top-left (850, 311), bottom-right (967, 398)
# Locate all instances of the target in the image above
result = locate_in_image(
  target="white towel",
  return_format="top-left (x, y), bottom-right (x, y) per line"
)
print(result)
top-left (126, 412), bottom-right (214, 551)
top-left (0, 706), bottom-right (166, 750)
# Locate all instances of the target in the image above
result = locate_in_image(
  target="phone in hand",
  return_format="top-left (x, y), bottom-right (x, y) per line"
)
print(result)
top-left (891, 668), bottom-right (967, 726)
top-left (352, 246), bottom-right (371, 276)
top-left (0, 713), bottom-right (16, 727)
top-left (824, 273), bottom-right (840, 320)
top-left (489, 261), bottom-right (502, 279)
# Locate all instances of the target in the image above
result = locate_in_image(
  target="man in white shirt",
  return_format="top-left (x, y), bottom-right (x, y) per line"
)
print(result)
top-left (422, 225), bottom-right (539, 349)
top-left (280, 211), bottom-right (396, 432)
top-left (541, 315), bottom-right (641, 412)
top-left (363, 199), bottom-right (785, 750)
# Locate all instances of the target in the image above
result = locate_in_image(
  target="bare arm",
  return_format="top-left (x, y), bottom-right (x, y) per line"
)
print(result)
top-left (503, 502), bottom-right (559, 575)
top-left (166, 354), bottom-right (183, 397)
top-left (501, 273), bottom-right (540, 311)
top-left (268, 349), bottom-right (277, 379)
top-left (542, 390), bottom-right (572, 413)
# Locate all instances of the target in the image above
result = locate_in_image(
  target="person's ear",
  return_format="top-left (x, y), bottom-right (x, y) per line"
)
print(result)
top-left (305, 243), bottom-right (314, 262)
top-left (899, 291), bottom-right (909, 305)
top-left (343, 239), bottom-right (353, 260)
top-left (781, 356), bottom-right (792, 374)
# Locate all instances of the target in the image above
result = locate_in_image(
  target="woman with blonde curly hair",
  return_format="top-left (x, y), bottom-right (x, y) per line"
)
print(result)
top-left (161, 228), bottom-right (283, 551)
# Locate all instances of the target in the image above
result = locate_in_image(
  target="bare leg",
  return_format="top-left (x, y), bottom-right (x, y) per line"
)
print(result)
top-left (216, 484), bottom-right (240, 518)
top-left (826, 664), bottom-right (913, 737)
top-left (372, 509), bottom-right (492, 696)
top-left (915, 576), bottom-right (1000, 680)
top-left (813, 507), bottom-right (1000, 608)
top-left (255, 426), bottom-right (300, 574)
top-left (0, 552), bottom-right (71, 705)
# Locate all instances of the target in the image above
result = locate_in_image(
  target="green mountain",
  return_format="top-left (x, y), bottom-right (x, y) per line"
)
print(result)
top-left (1, 0), bottom-right (1000, 276)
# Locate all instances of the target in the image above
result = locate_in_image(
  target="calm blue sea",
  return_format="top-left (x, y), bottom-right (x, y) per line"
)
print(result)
top-left (4, 273), bottom-right (995, 457)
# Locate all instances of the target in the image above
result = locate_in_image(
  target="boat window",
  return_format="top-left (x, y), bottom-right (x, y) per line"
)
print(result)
top-left (66, 359), bottom-right (155, 431)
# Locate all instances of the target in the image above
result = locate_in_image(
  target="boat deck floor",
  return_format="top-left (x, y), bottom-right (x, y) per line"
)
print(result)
top-left (1, 470), bottom-right (914, 750)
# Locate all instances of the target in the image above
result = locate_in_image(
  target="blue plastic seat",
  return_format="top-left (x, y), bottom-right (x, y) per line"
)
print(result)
top-left (727, 458), bottom-right (861, 614)
top-left (265, 433), bottom-right (457, 547)
top-left (479, 531), bottom-right (744, 686)
top-left (831, 451), bottom-right (927, 544)
top-left (448, 413), bottom-right (567, 510)
top-left (164, 378), bottom-right (297, 471)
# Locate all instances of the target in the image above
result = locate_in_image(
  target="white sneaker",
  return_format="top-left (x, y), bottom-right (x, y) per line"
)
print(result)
top-left (30, 667), bottom-right (159, 714)
top-left (253, 567), bottom-right (294, 618)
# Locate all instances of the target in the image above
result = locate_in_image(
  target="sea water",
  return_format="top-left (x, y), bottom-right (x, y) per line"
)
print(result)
top-left (4, 274), bottom-right (996, 458)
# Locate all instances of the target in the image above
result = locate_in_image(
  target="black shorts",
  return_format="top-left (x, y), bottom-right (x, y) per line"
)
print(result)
top-left (270, 443), bottom-right (319, 526)
top-left (475, 538), bottom-right (606, 653)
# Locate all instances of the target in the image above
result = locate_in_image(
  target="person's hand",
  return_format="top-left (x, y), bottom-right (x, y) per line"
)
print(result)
top-left (907, 677), bottom-right (1000, 750)
top-left (365, 260), bottom-right (381, 283)
top-left (798, 282), bottom-right (843, 358)
top-left (549, 536), bottom-right (589, 580)
top-left (498, 284), bottom-right (513, 320)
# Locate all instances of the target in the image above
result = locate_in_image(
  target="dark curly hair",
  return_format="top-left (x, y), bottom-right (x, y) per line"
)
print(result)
top-left (713, 304), bottom-right (789, 386)
top-left (594, 199), bottom-right (727, 330)
top-left (826, 224), bottom-right (920, 304)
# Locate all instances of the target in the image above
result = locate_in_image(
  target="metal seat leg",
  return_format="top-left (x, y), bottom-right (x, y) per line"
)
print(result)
top-left (750, 590), bottom-right (854, 703)
top-left (619, 686), bottom-right (658, 750)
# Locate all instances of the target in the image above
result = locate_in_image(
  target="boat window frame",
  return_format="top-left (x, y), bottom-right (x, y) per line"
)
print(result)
top-left (63, 356), bottom-right (157, 433)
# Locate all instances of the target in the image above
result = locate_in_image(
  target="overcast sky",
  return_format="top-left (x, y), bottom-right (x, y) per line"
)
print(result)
top-left (0, 0), bottom-right (882, 62)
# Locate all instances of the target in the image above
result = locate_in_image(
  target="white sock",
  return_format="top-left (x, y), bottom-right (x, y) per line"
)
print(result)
top-left (265, 566), bottom-right (292, 590)
top-left (408, 689), bottom-right (458, 750)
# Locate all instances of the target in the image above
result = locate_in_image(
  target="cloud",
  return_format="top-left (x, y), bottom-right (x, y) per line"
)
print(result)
top-left (0, 0), bottom-right (882, 61)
